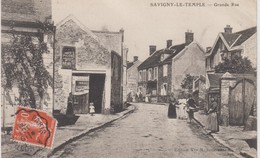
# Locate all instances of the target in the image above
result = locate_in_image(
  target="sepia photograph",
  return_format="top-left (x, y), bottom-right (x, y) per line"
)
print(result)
top-left (1, 0), bottom-right (257, 157)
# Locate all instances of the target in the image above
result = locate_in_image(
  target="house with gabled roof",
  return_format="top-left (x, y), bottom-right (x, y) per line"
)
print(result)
top-left (126, 56), bottom-right (142, 102)
top-left (206, 25), bottom-right (257, 72)
top-left (205, 25), bottom-right (257, 103)
top-left (138, 31), bottom-right (205, 103)
top-left (54, 15), bottom-right (125, 114)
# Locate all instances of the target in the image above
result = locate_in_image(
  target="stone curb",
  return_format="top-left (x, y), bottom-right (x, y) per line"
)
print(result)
top-left (193, 116), bottom-right (244, 158)
top-left (44, 105), bottom-right (136, 158)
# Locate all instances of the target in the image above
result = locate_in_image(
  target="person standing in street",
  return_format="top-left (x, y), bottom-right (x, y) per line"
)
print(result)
top-left (206, 97), bottom-right (219, 134)
top-left (186, 95), bottom-right (197, 123)
top-left (66, 92), bottom-right (74, 116)
top-left (89, 103), bottom-right (95, 116)
top-left (168, 95), bottom-right (177, 119)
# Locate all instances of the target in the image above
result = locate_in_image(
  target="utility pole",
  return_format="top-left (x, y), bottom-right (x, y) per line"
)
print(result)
top-left (2, 89), bottom-right (6, 129)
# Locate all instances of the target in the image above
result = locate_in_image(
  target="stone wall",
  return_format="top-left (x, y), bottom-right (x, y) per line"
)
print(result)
top-left (127, 61), bottom-right (142, 98)
top-left (55, 19), bottom-right (111, 113)
top-left (1, 0), bottom-right (52, 23)
top-left (242, 33), bottom-right (257, 68)
top-left (220, 73), bottom-right (236, 126)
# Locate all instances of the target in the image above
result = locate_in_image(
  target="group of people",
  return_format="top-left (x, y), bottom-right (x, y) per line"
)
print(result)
top-left (167, 95), bottom-right (197, 123)
top-left (167, 95), bottom-right (219, 134)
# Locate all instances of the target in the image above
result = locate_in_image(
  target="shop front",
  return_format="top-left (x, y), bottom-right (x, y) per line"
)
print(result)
top-left (72, 72), bottom-right (106, 114)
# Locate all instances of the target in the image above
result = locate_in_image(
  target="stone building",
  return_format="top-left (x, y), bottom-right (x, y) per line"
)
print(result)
top-left (126, 56), bottom-right (142, 102)
top-left (1, 0), bottom-right (54, 126)
top-left (138, 31), bottom-right (205, 103)
top-left (54, 15), bottom-right (124, 114)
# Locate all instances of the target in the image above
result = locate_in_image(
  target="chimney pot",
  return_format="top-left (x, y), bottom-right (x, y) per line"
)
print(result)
top-left (133, 56), bottom-right (138, 62)
top-left (224, 25), bottom-right (232, 34)
top-left (167, 40), bottom-right (172, 48)
top-left (185, 31), bottom-right (194, 45)
top-left (149, 45), bottom-right (156, 56)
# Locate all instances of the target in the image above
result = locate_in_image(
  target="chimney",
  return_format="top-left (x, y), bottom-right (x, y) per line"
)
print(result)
top-left (185, 30), bottom-right (194, 45)
top-left (224, 25), bottom-right (232, 34)
top-left (133, 56), bottom-right (138, 62)
top-left (166, 40), bottom-right (172, 48)
top-left (149, 45), bottom-right (156, 56)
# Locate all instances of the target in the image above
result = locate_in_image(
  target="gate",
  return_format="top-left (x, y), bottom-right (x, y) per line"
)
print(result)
top-left (229, 78), bottom-right (256, 126)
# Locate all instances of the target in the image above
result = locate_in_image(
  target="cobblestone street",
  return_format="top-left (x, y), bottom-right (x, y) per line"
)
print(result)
top-left (51, 103), bottom-right (237, 158)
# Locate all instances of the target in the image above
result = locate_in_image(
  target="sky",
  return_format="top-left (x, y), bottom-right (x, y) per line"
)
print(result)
top-left (52, 0), bottom-right (256, 62)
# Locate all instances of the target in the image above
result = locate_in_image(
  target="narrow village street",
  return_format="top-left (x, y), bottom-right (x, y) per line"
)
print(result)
top-left (51, 103), bottom-right (237, 158)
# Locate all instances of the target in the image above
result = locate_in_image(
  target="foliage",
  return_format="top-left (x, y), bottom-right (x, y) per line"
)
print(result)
top-left (180, 74), bottom-right (196, 93)
top-left (214, 55), bottom-right (254, 73)
top-left (1, 21), bottom-right (54, 109)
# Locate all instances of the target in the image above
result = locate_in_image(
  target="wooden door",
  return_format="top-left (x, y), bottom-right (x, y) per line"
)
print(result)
top-left (229, 81), bottom-right (243, 125)
top-left (73, 93), bottom-right (89, 114)
top-left (229, 79), bottom-right (256, 126)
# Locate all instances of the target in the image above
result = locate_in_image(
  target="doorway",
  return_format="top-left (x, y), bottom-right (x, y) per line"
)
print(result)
top-left (89, 74), bottom-right (105, 113)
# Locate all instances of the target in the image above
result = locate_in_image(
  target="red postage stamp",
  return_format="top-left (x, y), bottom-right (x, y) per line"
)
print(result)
top-left (12, 106), bottom-right (57, 148)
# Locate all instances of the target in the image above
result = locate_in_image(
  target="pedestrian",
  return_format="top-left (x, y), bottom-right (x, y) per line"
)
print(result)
top-left (206, 97), bottom-right (219, 134)
top-left (66, 92), bottom-right (74, 116)
top-left (168, 95), bottom-right (177, 119)
top-left (89, 103), bottom-right (95, 116)
top-left (186, 95), bottom-right (197, 123)
top-left (176, 99), bottom-right (188, 120)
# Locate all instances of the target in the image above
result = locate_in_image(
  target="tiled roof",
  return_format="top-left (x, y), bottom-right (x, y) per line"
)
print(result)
top-left (221, 26), bottom-right (256, 47)
top-left (163, 43), bottom-right (186, 63)
top-left (232, 26), bottom-right (257, 46)
top-left (138, 49), bottom-right (164, 70)
top-left (207, 73), bottom-right (256, 89)
top-left (138, 43), bottom-right (186, 70)
top-left (208, 73), bottom-right (222, 88)
top-left (221, 33), bottom-right (240, 46)
top-left (127, 62), bottom-right (134, 69)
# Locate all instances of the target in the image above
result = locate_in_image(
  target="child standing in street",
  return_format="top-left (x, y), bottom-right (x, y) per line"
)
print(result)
top-left (89, 103), bottom-right (95, 116)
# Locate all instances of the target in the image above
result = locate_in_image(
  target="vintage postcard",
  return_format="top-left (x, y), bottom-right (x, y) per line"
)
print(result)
top-left (1, 0), bottom-right (257, 157)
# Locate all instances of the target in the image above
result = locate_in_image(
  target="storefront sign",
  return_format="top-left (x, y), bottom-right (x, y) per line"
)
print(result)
top-left (75, 81), bottom-right (89, 92)
top-left (62, 47), bottom-right (76, 69)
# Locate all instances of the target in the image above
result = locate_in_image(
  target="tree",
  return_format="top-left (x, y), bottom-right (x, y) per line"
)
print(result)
top-left (1, 20), bottom-right (54, 109)
top-left (214, 55), bottom-right (254, 73)
top-left (180, 74), bottom-right (196, 94)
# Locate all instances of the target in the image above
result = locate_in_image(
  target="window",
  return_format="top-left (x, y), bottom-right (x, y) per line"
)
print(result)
top-left (161, 83), bottom-right (167, 96)
top-left (154, 67), bottom-right (158, 80)
top-left (163, 64), bottom-right (168, 77)
top-left (139, 71), bottom-right (142, 81)
top-left (148, 68), bottom-right (152, 80)
top-left (143, 70), bottom-right (146, 81)
top-left (62, 46), bottom-right (76, 69)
